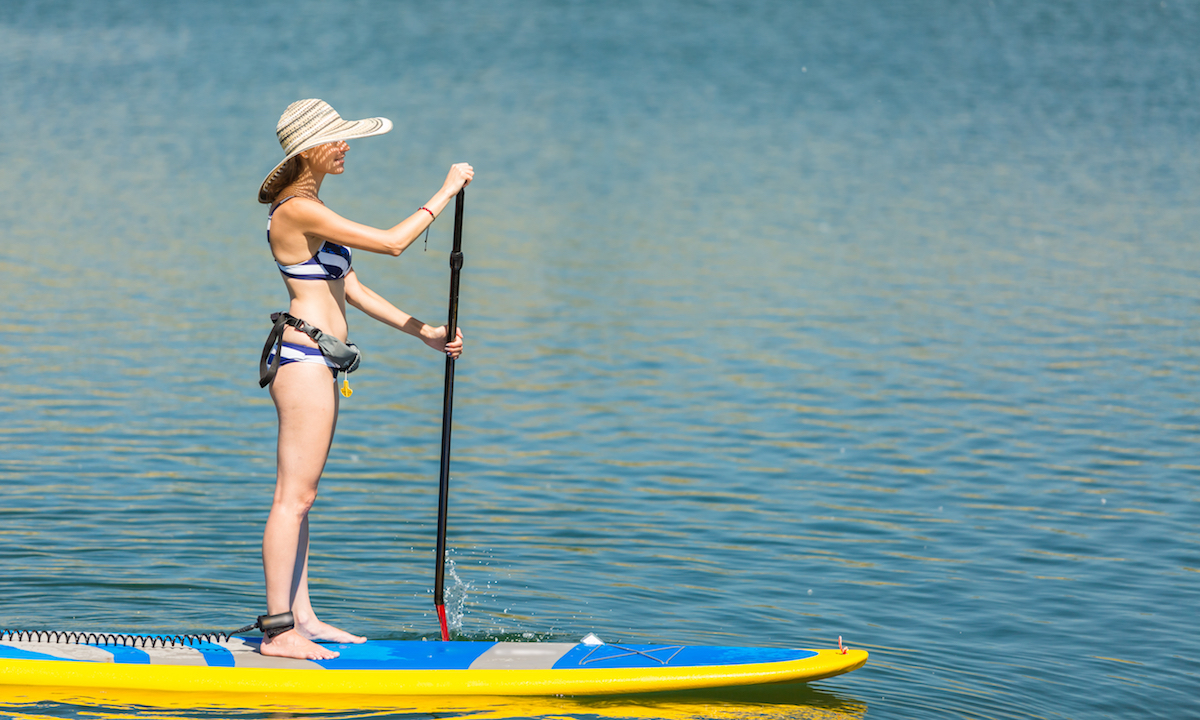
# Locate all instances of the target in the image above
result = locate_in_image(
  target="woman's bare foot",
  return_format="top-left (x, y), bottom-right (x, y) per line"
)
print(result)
top-left (259, 629), bottom-right (340, 660)
top-left (297, 616), bottom-right (366, 644)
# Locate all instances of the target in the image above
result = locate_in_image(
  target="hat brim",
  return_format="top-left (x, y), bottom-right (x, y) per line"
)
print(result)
top-left (258, 116), bottom-right (393, 203)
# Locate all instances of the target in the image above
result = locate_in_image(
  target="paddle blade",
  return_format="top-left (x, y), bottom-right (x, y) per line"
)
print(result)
top-left (437, 604), bottom-right (450, 641)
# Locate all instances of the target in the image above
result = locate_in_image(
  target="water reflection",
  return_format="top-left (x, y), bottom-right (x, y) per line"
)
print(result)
top-left (0, 682), bottom-right (867, 720)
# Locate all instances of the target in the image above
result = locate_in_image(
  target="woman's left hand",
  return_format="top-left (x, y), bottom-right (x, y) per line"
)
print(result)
top-left (424, 326), bottom-right (464, 358)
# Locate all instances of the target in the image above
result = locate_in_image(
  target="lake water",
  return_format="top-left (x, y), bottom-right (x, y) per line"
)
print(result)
top-left (1, 1), bottom-right (1197, 718)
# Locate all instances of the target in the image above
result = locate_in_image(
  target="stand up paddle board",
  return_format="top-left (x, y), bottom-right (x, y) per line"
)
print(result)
top-left (0, 631), bottom-right (866, 703)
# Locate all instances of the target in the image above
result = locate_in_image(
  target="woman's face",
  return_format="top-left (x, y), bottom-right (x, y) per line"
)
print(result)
top-left (302, 140), bottom-right (349, 175)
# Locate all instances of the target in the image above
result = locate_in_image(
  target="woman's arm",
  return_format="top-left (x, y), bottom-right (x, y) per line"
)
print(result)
top-left (343, 270), bottom-right (464, 357)
top-left (284, 163), bottom-right (474, 257)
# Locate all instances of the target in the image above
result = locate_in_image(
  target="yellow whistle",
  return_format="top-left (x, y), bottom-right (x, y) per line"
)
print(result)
top-left (341, 377), bottom-right (353, 398)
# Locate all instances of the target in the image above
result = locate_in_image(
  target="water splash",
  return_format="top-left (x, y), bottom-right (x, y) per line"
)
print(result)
top-left (441, 554), bottom-right (472, 632)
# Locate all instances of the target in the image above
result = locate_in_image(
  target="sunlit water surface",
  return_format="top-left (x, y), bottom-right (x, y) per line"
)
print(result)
top-left (1, 1), bottom-right (1197, 719)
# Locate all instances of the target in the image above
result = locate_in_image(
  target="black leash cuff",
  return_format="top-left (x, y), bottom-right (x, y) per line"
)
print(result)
top-left (232, 611), bottom-right (295, 640)
top-left (257, 611), bottom-right (295, 639)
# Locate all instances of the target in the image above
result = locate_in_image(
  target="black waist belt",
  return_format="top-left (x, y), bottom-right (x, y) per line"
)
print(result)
top-left (259, 311), bottom-right (362, 388)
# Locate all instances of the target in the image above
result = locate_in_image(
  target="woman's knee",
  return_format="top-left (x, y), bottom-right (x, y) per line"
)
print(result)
top-left (272, 487), bottom-right (319, 517)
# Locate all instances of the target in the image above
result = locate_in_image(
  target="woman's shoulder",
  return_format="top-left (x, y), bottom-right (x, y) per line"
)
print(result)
top-left (269, 197), bottom-right (336, 235)
top-left (271, 194), bottom-right (325, 215)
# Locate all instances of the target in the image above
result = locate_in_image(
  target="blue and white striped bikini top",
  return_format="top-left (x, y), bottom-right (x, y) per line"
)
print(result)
top-left (268, 196), bottom-right (352, 281)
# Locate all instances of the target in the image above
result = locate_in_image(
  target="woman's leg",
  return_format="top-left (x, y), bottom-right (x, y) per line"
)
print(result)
top-left (260, 363), bottom-right (350, 660)
top-left (292, 527), bottom-right (366, 643)
top-left (283, 378), bottom-right (367, 645)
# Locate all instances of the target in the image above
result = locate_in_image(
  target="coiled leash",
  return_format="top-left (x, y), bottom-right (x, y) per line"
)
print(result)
top-left (1, 612), bottom-right (295, 648)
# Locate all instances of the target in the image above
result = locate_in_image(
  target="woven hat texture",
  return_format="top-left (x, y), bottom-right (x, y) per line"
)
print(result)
top-left (259, 99), bottom-right (392, 202)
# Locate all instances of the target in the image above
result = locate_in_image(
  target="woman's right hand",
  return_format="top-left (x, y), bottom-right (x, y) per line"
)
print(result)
top-left (443, 163), bottom-right (474, 195)
top-left (422, 325), bottom-right (464, 358)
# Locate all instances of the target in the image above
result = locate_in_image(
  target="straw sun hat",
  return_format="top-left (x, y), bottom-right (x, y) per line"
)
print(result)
top-left (258, 99), bottom-right (393, 203)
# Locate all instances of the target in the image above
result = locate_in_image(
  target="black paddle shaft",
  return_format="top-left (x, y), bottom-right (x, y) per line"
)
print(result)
top-left (434, 189), bottom-right (465, 611)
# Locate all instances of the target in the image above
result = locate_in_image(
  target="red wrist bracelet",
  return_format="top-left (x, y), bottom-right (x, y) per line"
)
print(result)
top-left (419, 206), bottom-right (435, 219)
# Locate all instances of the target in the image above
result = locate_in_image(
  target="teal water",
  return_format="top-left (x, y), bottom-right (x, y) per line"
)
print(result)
top-left (1, 1), bottom-right (1197, 718)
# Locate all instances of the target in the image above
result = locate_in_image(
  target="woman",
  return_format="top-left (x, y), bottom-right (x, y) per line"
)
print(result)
top-left (255, 99), bottom-right (472, 660)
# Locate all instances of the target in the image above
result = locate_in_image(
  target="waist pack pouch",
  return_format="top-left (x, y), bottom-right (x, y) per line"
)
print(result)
top-left (259, 311), bottom-right (362, 388)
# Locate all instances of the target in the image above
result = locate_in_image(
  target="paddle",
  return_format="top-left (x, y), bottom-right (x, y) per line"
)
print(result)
top-left (434, 188), bottom-right (465, 641)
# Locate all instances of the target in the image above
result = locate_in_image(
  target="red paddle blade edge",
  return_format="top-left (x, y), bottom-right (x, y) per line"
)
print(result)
top-left (437, 604), bottom-right (450, 641)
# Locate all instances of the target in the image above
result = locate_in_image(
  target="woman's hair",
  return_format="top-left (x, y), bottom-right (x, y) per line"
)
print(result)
top-left (260, 157), bottom-right (303, 204)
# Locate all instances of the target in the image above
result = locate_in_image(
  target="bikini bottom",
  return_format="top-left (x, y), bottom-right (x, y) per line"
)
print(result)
top-left (265, 341), bottom-right (338, 377)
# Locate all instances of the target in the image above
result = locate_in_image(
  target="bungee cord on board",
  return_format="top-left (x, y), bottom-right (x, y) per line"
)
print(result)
top-left (0, 628), bottom-right (238, 649)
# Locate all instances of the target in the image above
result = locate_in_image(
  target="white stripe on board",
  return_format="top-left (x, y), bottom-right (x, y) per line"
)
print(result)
top-left (468, 642), bottom-right (578, 670)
